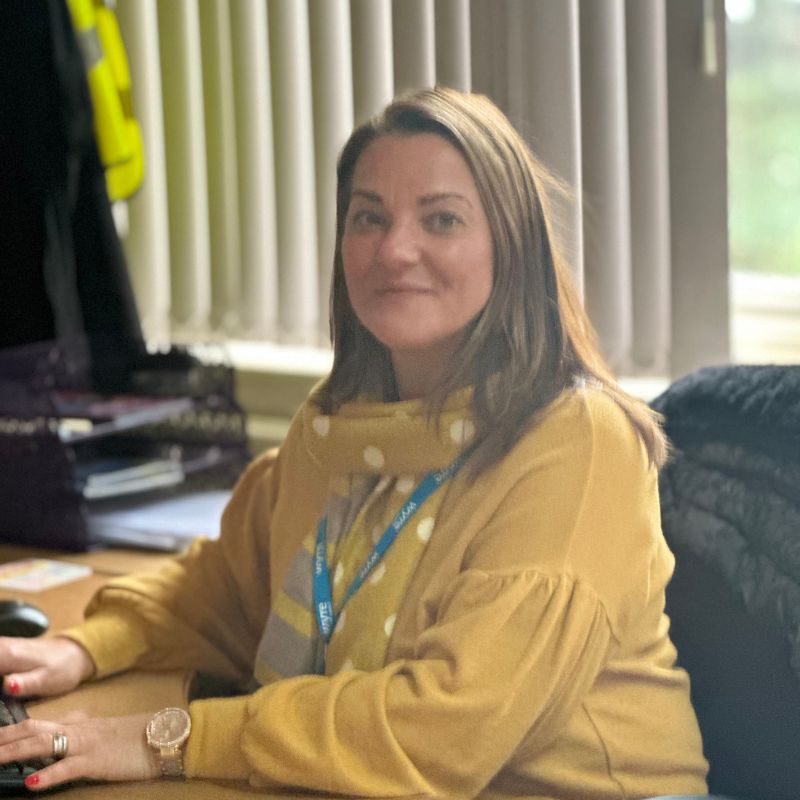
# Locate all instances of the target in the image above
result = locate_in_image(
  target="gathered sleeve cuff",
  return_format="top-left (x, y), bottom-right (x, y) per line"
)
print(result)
top-left (60, 606), bottom-right (151, 679)
top-left (184, 695), bottom-right (252, 780)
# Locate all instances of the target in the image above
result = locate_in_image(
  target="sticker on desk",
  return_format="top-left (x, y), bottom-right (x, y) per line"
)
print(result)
top-left (0, 559), bottom-right (93, 592)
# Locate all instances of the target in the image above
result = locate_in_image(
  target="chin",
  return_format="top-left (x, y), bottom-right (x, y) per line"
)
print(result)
top-left (358, 315), bottom-right (464, 362)
top-left (373, 331), bottom-right (441, 353)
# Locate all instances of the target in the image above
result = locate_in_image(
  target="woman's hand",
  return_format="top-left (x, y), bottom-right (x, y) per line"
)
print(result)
top-left (0, 636), bottom-right (95, 698)
top-left (0, 713), bottom-right (160, 790)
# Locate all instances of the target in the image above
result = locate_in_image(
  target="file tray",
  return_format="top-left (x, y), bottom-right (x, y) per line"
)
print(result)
top-left (0, 338), bottom-right (249, 552)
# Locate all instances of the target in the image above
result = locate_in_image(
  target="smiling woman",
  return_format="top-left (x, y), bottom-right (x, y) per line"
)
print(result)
top-left (341, 134), bottom-right (494, 401)
top-left (319, 89), bottom-right (667, 475)
top-left (0, 88), bottom-right (707, 800)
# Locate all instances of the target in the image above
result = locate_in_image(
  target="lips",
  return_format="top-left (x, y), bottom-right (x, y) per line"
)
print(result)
top-left (377, 284), bottom-right (433, 294)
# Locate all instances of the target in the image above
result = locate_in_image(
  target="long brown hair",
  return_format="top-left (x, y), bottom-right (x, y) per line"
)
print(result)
top-left (317, 87), bottom-right (667, 472)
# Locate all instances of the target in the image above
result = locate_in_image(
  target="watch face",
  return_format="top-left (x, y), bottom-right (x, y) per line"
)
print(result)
top-left (148, 708), bottom-right (191, 747)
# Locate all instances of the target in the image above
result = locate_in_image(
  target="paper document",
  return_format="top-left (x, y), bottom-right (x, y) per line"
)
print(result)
top-left (0, 559), bottom-right (93, 592)
top-left (53, 391), bottom-right (194, 443)
top-left (77, 457), bottom-right (185, 500)
top-left (88, 490), bottom-right (231, 552)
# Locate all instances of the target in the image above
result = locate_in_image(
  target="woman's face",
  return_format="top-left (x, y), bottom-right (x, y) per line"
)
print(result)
top-left (341, 133), bottom-right (494, 376)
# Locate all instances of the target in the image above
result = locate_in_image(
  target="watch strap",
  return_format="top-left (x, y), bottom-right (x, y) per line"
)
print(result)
top-left (157, 745), bottom-right (184, 778)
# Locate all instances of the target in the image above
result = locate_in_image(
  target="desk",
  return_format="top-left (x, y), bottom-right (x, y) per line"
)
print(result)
top-left (0, 544), bottom-right (172, 632)
top-left (1, 545), bottom-right (429, 800)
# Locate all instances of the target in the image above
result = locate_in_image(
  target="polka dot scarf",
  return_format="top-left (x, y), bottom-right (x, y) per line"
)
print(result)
top-left (252, 389), bottom-right (475, 683)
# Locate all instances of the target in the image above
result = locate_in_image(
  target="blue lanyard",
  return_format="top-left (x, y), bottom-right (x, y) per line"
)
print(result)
top-left (313, 457), bottom-right (463, 650)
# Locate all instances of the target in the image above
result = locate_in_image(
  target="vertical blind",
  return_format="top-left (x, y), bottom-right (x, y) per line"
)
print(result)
top-left (114, 0), bottom-right (723, 378)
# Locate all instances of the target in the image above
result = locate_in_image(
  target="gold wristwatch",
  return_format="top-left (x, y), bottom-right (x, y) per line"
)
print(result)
top-left (146, 707), bottom-right (191, 778)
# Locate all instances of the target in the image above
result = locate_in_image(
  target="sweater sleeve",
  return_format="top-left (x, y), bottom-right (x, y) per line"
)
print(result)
top-left (182, 391), bottom-right (664, 797)
top-left (62, 447), bottom-right (280, 681)
top-left (185, 570), bottom-right (613, 795)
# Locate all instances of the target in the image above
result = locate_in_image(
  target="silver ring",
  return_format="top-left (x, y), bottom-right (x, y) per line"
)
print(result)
top-left (52, 731), bottom-right (69, 760)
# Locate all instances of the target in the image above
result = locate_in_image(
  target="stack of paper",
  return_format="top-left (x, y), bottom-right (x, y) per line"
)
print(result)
top-left (87, 490), bottom-right (231, 552)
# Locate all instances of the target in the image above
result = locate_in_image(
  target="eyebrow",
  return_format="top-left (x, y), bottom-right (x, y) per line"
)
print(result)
top-left (350, 189), bottom-right (383, 204)
top-left (419, 192), bottom-right (473, 209)
top-left (350, 189), bottom-right (473, 209)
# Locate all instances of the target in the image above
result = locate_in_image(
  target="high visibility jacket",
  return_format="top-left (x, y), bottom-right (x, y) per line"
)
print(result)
top-left (67, 0), bottom-right (144, 201)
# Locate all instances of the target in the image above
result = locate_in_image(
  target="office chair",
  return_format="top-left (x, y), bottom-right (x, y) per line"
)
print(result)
top-left (652, 364), bottom-right (800, 800)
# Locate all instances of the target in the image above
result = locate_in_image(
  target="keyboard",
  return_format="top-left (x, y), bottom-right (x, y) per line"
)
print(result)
top-left (0, 693), bottom-right (39, 795)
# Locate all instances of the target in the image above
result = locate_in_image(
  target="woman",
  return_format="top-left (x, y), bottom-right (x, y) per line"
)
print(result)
top-left (0, 87), bottom-right (708, 798)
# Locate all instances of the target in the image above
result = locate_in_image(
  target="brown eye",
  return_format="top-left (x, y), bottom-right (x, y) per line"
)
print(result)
top-left (425, 211), bottom-right (462, 233)
top-left (348, 209), bottom-right (386, 231)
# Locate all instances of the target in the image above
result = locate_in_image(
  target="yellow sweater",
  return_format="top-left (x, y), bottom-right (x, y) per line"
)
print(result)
top-left (65, 385), bottom-right (708, 799)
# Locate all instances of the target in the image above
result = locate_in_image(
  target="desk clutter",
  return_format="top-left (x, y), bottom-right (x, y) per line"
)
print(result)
top-left (0, 339), bottom-right (248, 552)
top-left (0, 558), bottom-right (91, 592)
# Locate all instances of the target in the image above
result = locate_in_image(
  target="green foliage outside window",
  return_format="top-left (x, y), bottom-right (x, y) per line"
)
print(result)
top-left (727, 0), bottom-right (800, 275)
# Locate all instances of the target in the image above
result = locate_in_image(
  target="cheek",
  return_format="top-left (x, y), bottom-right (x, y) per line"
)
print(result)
top-left (462, 249), bottom-right (494, 310)
top-left (341, 239), bottom-right (370, 312)
top-left (341, 236), bottom-right (371, 280)
top-left (475, 260), bottom-right (493, 297)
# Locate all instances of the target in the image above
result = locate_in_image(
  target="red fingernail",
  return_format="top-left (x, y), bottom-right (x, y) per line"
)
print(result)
top-left (7, 679), bottom-right (19, 696)
top-left (25, 774), bottom-right (40, 787)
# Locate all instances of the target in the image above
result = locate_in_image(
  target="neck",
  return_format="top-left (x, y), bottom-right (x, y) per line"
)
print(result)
top-left (390, 343), bottom-right (456, 401)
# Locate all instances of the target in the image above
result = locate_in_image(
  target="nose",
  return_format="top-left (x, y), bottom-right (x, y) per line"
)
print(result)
top-left (376, 217), bottom-right (420, 269)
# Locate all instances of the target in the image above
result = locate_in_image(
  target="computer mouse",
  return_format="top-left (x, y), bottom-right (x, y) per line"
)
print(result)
top-left (0, 600), bottom-right (49, 638)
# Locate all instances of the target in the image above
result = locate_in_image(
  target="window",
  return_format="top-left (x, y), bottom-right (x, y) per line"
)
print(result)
top-left (727, 0), bottom-right (800, 363)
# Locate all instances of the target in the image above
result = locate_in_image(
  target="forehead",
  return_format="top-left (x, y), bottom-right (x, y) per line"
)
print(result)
top-left (350, 133), bottom-right (478, 195)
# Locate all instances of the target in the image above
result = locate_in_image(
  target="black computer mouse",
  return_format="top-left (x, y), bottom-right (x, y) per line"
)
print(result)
top-left (0, 600), bottom-right (49, 638)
